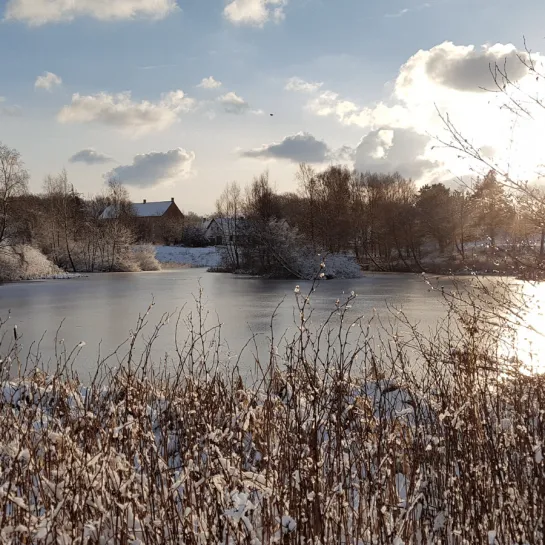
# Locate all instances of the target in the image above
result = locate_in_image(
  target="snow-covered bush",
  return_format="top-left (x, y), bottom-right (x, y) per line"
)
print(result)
top-left (131, 244), bottom-right (161, 271)
top-left (0, 244), bottom-right (61, 282)
top-left (294, 249), bottom-right (364, 280)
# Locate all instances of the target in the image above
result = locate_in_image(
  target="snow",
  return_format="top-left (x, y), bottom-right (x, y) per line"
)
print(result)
top-left (154, 245), bottom-right (222, 268)
top-left (280, 516), bottom-right (296, 534)
top-left (153, 245), bottom-right (363, 277)
top-left (0, 245), bottom-right (77, 282)
top-left (131, 201), bottom-right (173, 217)
top-left (296, 251), bottom-right (364, 280)
top-left (100, 201), bottom-right (173, 219)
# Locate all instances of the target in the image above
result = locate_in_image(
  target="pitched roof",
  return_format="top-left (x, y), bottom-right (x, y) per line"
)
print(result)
top-left (205, 217), bottom-right (247, 232)
top-left (100, 201), bottom-right (173, 220)
top-left (132, 201), bottom-right (173, 217)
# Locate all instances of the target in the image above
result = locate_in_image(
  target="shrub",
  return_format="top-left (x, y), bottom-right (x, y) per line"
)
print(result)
top-left (131, 244), bottom-right (161, 271)
top-left (0, 244), bottom-right (61, 282)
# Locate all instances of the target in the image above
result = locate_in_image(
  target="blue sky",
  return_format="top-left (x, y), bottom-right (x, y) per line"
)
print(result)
top-left (1, 0), bottom-right (544, 213)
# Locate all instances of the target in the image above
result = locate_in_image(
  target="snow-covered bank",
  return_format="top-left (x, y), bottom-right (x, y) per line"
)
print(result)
top-left (155, 245), bottom-right (222, 268)
top-left (297, 251), bottom-right (364, 279)
top-left (154, 245), bottom-right (364, 278)
top-left (0, 245), bottom-right (64, 283)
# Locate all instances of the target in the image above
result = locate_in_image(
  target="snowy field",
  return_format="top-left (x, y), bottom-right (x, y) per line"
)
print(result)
top-left (154, 246), bottom-right (222, 268)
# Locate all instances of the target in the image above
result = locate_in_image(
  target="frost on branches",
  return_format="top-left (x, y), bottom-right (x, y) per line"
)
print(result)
top-left (0, 244), bottom-right (65, 282)
top-left (0, 283), bottom-right (543, 544)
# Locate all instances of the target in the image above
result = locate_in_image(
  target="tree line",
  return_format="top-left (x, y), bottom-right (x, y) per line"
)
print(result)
top-left (0, 142), bottom-right (162, 278)
top-left (2, 138), bottom-right (545, 280)
top-left (215, 164), bottom-right (545, 277)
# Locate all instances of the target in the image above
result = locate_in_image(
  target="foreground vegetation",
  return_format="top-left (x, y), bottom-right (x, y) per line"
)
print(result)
top-left (0, 274), bottom-right (543, 544)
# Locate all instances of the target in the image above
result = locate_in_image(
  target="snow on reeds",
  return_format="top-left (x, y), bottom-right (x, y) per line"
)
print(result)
top-left (0, 278), bottom-right (544, 544)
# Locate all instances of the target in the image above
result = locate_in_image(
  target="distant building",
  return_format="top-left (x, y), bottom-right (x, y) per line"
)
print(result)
top-left (204, 217), bottom-right (247, 246)
top-left (100, 198), bottom-right (184, 244)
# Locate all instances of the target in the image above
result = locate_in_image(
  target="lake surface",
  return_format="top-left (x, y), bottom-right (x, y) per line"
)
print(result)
top-left (0, 270), bottom-right (458, 378)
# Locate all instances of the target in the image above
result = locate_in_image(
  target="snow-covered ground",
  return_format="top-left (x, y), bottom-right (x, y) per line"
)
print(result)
top-left (297, 251), bottom-right (364, 280)
top-left (154, 246), bottom-right (363, 278)
top-left (155, 246), bottom-right (222, 268)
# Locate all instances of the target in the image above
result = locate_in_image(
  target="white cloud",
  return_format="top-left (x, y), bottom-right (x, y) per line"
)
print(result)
top-left (306, 90), bottom-right (409, 129)
top-left (198, 76), bottom-right (222, 89)
top-left (69, 148), bottom-right (114, 165)
top-left (106, 148), bottom-right (195, 188)
top-left (35, 71), bottom-right (62, 92)
top-left (354, 128), bottom-right (440, 181)
top-left (285, 77), bottom-right (323, 93)
top-left (242, 132), bottom-right (331, 163)
top-left (4, 0), bottom-right (178, 26)
top-left (224, 0), bottom-right (287, 26)
top-left (304, 41), bottom-right (545, 183)
top-left (420, 42), bottom-right (529, 93)
top-left (58, 90), bottom-right (196, 136)
top-left (218, 91), bottom-right (250, 114)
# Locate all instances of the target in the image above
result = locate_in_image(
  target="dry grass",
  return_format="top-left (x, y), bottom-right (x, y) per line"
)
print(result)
top-left (0, 278), bottom-right (544, 544)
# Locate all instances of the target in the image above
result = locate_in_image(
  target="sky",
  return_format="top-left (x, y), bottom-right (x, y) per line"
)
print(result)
top-left (1, 0), bottom-right (545, 214)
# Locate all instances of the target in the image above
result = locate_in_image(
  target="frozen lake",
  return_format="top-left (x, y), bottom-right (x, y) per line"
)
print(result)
top-left (0, 270), bottom-right (452, 378)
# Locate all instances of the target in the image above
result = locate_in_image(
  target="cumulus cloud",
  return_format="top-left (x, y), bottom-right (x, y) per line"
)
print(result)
top-left (422, 42), bottom-right (529, 92)
top-left (4, 0), bottom-right (178, 26)
top-left (224, 0), bottom-right (287, 26)
top-left (285, 77), bottom-right (323, 93)
top-left (35, 71), bottom-right (62, 91)
top-left (242, 132), bottom-right (331, 163)
top-left (58, 90), bottom-right (195, 135)
top-left (218, 92), bottom-right (250, 114)
top-left (303, 40), bottom-right (545, 182)
top-left (307, 90), bottom-right (409, 129)
top-left (354, 128), bottom-right (440, 181)
top-left (198, 76), bottom-right (222, 89)
top-left (106, 148), bottom-right (195, 188)
top-left (69, 148), bottom-right (114, 165)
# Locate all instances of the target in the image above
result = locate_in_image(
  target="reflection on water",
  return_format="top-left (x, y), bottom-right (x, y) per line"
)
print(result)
top-left (0, 270), bottom-right (449, 377)
top-left (513, 281), bottom-right (545, 374)
top-left (3, 270), bottom-right (545, 377)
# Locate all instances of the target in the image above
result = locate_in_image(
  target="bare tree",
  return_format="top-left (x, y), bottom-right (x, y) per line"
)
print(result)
top-left (0, 143), bottom-right (29, 251)
top-left (451, 189), bottom-right (471, 261)
top-left (102, 177), bottom-right (136, 271)
top-left (216, 181), bottom-right (243, 269)
top-left (297, 163), bottom-right (318, 250)
top-left (436, 41), bottom-right (545, 274)
top-left (42, 169), bottom-right (82, 272)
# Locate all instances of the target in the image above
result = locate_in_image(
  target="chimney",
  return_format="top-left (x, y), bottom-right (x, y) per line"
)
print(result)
top-left (143, 199), bottom-right (147, 204)
top-left (171, 197), bottom-right (175, 203)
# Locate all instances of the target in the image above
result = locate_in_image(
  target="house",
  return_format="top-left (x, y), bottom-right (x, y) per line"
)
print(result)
top-left (204, 217), bottom-right (247, 246)
top-left (100, 198), bottom-right (184, 244)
